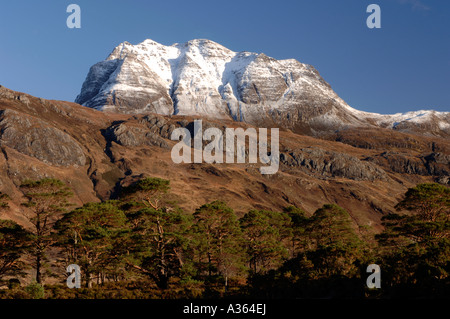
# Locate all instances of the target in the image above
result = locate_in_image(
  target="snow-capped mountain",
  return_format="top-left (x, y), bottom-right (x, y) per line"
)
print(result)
top-left (75, 39), bottom-right (449, 136)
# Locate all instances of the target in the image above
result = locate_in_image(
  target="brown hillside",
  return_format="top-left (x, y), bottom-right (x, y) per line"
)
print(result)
top-left (0, 85), bottom-right (448, 234)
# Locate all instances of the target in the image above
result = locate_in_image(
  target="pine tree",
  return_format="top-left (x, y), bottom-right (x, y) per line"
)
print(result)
top-left (283, 205), bottom-right (308, 257)
top-left (120, 177), bottom-right (170, 210)
top-left (305, 204), bottom-right (364, 279)
top-left (120, 177), bottom-right (191, 289)
top-left (55, 201), bottom-right (128, 287)
top-left (20, 179), bottom-right (73, 284)
top-left (0, 219), bottom-right (31, 284)
top-left (240, 210), bottom-right (291, 273)
top-left (192, 201), bottom-right (244, 287)
top-left (377, 183), bottom-right (450, 296)
top-left (126, 205), bottom-right (192, 289)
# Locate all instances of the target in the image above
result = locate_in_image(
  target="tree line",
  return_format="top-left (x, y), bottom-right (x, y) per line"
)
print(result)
top-left (0, 178), bottom-right (448, 298)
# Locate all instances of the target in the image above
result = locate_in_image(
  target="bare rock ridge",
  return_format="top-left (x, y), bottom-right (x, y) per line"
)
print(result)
top-left (0, 109), bottom-right (86, 167)
top-left (280, 148), bottom-right (388, 182)
top-left (75, 39), bottom-right (450, 137)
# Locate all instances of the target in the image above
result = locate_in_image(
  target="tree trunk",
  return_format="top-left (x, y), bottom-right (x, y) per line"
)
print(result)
top-left (156, 274), bottom-right (169, 290)
top-left (35, 253), bottom-right (41, 284)
top-left (225, 275), bottom-right (228, 293)
top-left (85, 271), bottom-right (93, 288)
top-left (207, 252), bottom-right (212, 277)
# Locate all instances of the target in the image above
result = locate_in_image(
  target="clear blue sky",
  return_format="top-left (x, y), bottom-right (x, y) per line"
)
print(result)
top-left (0, 0), bottom-right (449, 114)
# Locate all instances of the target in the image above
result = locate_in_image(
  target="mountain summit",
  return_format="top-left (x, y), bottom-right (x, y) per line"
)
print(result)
top-left (76, 39), bottom-right (449, 137)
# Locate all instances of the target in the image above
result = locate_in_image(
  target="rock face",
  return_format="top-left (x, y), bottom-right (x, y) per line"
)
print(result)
top-left (281, 148), bottom-right (387, 181)
top-left (366, 151), bottom-right (450, 178)
top-left (75, 39), bottom-right (450, 137)
top-left (0, 109), bottom-right (85, 166)
top-left (106, 123), bottom-right (169, 149)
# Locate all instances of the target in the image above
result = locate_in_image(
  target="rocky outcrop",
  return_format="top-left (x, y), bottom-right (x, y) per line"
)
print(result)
top-left (0, 85), bottom-right (30, 105)
top-left (423, 152), bottom-right (450, 176)
top-left (138, 114), bottom-right (177, 140)
top-left (280, 147), bottom-right (388, 181)
top-left (106, 122), bottom-right (169, 149)
top-left (0, 109), bottom-right (86, 166)
top-left (366, 151), bottom-right (449, 178)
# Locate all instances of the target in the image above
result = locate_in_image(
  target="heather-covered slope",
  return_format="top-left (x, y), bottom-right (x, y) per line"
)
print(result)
top-left (1, 85), bottom-right (448, 232)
